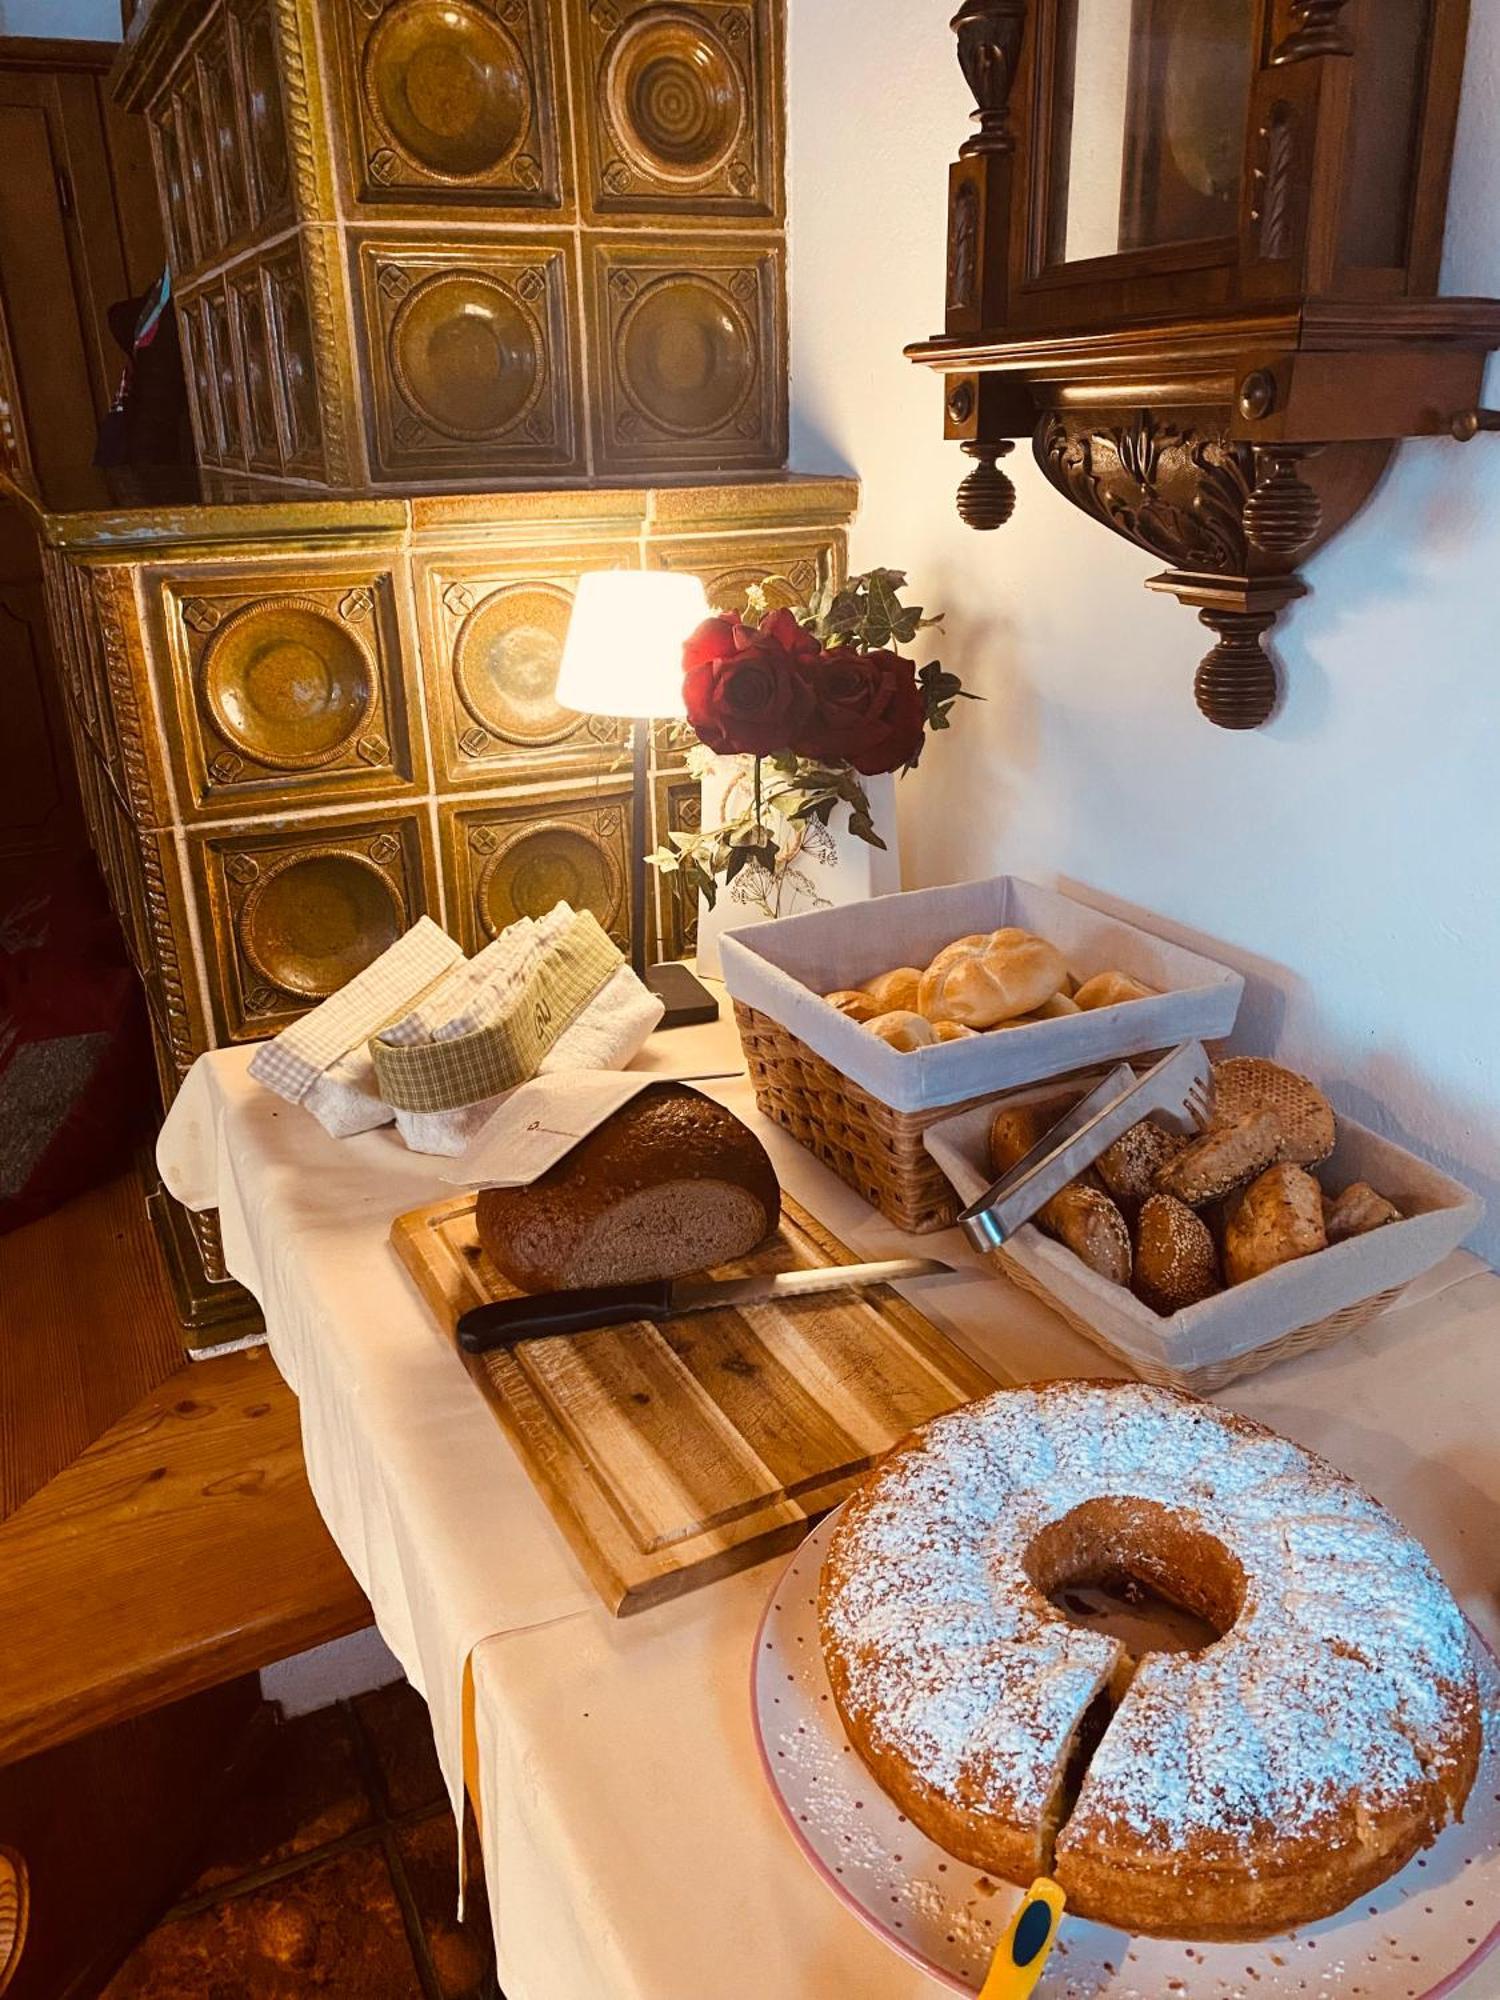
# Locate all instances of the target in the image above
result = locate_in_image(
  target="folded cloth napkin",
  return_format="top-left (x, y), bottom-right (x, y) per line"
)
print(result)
top-left (540, 963), bottom-right (666, 1078)
top-left (372, 904), bottom-right (665, 1157)
top-left (391, 917), bottom-right (555, 1157)
top-left (247, 917), bottom-right (465, 1137)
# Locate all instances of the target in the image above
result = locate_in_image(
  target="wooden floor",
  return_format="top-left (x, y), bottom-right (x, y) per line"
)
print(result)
top-left (0, 1170), bottom-right (371, 1766)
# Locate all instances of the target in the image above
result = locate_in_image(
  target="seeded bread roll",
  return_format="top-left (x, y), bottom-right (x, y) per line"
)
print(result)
top-left (918, 928), bottom-right (1068, 1029)
top-left (1134, 1193), bottom-right (1220, 1314)
top-left (1097, 1119), bottom-right (1189, 1212)
top-left (1073, 969), bottom-right (1156, 1011)
top-left (1325, 1181), bottom-right (1402, 1243)
top-left (1223, 1163), bottom-right (1327, 1286)
top-left (866, 1008), bottom-right (937, 1052)
top-left (1037, 1184), bottom-right (1132, 1287)
top-left (1155, 1109), bottom-right (1285, 1207)
top-left (863, 967), bottom-right (924, 1014)
top-left (476, 1083), bottom-right (780, 1293)
top-left (1211, 1058), bottom-right (1336, 1167)
top-left (825, 987), bottom-right (882, 1023)
top-left (988, 1091), bottom-right (1088, 1177)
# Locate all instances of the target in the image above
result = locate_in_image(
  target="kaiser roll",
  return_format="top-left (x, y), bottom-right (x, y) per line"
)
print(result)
top-left (917, 928), bottom-right (1068, 1029)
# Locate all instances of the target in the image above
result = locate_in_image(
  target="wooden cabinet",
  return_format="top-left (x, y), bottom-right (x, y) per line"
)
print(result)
top-left (0, 505), bottom-right (84, 893)
top-left (0, 39), bottom-right (164, 887)
top-left (0, 39), bottom-right (163, 493)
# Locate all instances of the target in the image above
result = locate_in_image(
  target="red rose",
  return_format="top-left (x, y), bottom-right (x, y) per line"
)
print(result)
top-left (682, 613), bottom-right (816, 757)
top-left (682, 615), bottom-right (740, 679)
top-left (797, 648), bottom-right (927, 775)
top-left (755, 606), bottom-right (823, 663)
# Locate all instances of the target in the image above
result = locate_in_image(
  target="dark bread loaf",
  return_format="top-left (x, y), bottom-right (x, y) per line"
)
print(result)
top-left (475, 1082), bottom-right (781, 1293)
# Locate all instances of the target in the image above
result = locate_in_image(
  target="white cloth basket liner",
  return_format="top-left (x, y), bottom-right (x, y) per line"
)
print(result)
top-left (923, 1088), bottom-right (1484, 1375)
top-left (718, 875), bottom-right (1245, 1113)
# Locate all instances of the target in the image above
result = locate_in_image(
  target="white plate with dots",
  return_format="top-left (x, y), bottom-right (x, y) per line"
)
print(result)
top-left (752, 1509), bottom-right (1500, 1999)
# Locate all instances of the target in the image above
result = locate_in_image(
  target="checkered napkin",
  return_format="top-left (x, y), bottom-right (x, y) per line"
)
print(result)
top-left (247, 917), bottom-right (465, 1106)
top-left (370, 909), bottom-right (623, 1117)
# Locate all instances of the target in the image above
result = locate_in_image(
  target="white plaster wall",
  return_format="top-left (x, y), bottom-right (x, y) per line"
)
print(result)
top-left (0, 0), bottom-right (119, 33)
top-left (788, 0), bottom-right (1500, 1259)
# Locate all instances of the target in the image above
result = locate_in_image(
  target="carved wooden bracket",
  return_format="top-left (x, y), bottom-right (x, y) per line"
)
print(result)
top-left (1193, 610), bottom-right (1282, 729)
top-left (1035, 412), bottom-right (1327, 727)
top-left (1272, 0), bottom-right (1354, 66)
top-left (1244, 448), bottom-right (1322, 558)
top-left (957, 440), bottom-right (1016, 529)
top-left (952, 0), bottom-right (1027, 157)
top-left (1035, 412), bottom-right (1256, 579)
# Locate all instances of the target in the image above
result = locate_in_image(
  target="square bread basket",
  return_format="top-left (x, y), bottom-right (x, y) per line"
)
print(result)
top-left (924, 1083), bottom-right (1485, 1393)
top-left (719, 876), bottom-right (1245, 1233)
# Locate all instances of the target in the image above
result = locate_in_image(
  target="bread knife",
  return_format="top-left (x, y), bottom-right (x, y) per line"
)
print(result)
top-left (455, 1256), bottom-right (954, 1354)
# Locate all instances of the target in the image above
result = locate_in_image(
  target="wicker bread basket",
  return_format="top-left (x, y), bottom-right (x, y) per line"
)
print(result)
top-left (924, 1092), bottom-right (1484, 1393)
top-left (994, 1256), bottom-right (1405, 1395)
top-left (733, 1001), bottom-right (994, 1233)
top-left (721, 876), bottom-right (1245, 1232)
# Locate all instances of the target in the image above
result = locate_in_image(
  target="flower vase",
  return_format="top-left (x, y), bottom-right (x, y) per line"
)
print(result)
top-left (693, 755), bottom-right (902, 977)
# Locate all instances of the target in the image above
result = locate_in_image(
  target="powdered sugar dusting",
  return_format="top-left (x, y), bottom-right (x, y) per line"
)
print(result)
top-left (820, 1382), bottom-right (1478, 1875)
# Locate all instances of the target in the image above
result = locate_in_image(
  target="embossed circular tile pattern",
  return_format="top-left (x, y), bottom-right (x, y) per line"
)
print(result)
top-left (454, 584), bottom-right (579, 746)
top-left (391, 271), bottom-right (541, 438)
top-left (366, 0), bottom-right (530, 180)
top-left (617, 276), bottom-right (754, 435)
top-left (203, 600), bottom-right (374, 768)
top-left (605, 7), bottom-right (744, 182)
top-left (241, 853), bottom-right (405, 997)
top-left (479, 825), bottom-right (614, 936)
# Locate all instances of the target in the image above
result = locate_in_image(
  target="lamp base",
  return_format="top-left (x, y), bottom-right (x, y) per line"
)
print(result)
top-left (645, 961), bottom-right (720, 1030)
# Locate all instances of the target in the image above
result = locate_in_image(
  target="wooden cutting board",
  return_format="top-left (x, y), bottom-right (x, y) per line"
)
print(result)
top-left (390, 1193), bottom-right (995, 1616)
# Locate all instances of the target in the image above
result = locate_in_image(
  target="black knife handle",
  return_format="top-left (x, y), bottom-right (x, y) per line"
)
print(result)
top-left (456, 1278), bottom-right (678, 1354)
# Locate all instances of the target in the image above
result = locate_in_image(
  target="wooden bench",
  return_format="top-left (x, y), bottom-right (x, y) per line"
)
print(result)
top-left (0, 1170), bottom-right (372, 1996)
top-left (0, 1169), bottom-right (372, 1766)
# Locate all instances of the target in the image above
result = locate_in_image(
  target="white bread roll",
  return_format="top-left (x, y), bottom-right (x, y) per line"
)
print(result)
top-left (917, 928), bottom-right (1068, 1028)
top-left (862, 966), bottom-right (924, 1014)
top-left (1020, 992), bottom-right (1081, 1021)
top-left (824, 987), bottom-right (883, 1023)
top-left (1073, 969), bottom-right (1156, 1011)
top-left (865, 1008), bottom-right (937, 1052)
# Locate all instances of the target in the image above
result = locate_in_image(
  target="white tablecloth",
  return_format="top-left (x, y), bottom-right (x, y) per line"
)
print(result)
top-left (158, 1007), bottom-right (1500, 1998)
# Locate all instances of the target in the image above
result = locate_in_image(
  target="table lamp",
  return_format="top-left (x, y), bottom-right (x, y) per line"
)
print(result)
top-left (556, 569), bottom-right (719, 1030)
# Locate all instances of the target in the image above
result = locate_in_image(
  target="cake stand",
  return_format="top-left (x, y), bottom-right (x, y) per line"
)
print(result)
top-left (753, 1510), bottom-right (1500, 1999)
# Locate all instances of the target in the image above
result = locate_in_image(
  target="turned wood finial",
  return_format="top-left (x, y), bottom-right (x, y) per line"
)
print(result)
top-left (1244, 449), bottom-right (1323, 558)
top-left (957, 441), bottom-right (1017, 529)
top-left (1272, 0), bottom-right (1353, 64)
top-left (951, 0), bottom-right (1028, 157)
top-left (1195, 611), bottom-right (1279, 728)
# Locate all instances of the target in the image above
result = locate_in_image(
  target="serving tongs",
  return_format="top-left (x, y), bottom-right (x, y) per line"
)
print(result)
top-left (958, 1040), bottom-right (1215, 1254)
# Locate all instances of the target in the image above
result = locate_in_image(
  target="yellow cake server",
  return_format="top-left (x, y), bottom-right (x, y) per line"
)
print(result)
top-left (978, 1878), bottom-right (1066, 2000)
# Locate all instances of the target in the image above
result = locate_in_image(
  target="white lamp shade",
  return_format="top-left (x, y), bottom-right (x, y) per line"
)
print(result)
top-left (554, 569), bottom-right (711, 721)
